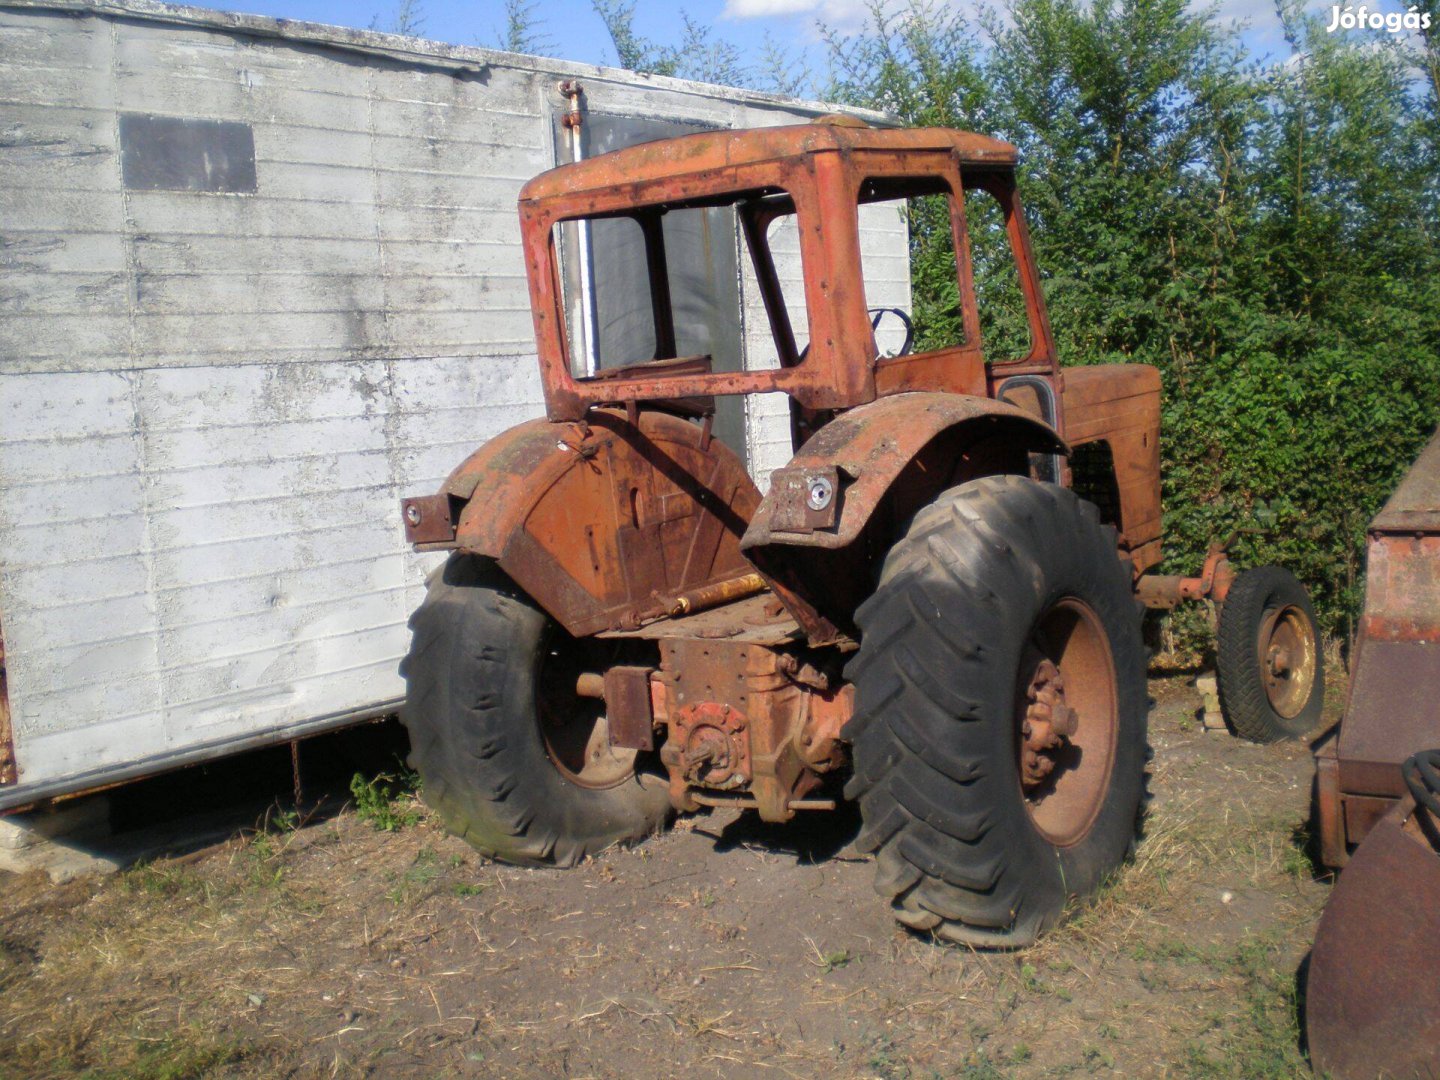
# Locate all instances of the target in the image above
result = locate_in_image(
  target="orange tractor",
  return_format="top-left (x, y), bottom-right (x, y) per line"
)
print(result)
top-left (399, 118), bottom-right (1323, 946)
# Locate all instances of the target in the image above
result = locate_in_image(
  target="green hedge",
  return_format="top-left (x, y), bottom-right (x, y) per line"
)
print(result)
top-left (823, 0), bottom-right (1440, 639)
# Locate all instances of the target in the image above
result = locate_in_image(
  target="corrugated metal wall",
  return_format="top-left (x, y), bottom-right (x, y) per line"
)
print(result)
top-left (0, 0), bottom-right (909, 799)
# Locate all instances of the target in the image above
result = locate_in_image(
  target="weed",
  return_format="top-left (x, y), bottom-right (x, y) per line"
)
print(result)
top-left (866, 1033), bottom-right (910, 1079)
top-left (957, 1053), bottom-right (1010, 1079)
top-left (120, 862), bottom-right (209, 903)
top-left (1018, 961), bottom-right (1060, 996)
top-left (77, 1033), bottom-right (252, 1079)
top-left (387, 846), bottom-right (441, 905)
top-left (350, 770), bottom-right (422, 831)
top-left (451, 881), bottom-right (485, 898)
top-left (1284, 822), bottom-right (1328, 882)
top-left (804, 936), bottom-right (852, 973)
top-left (1080, 1045), bottom-right (1113, 1070)
top-left (1131, 938), bottom-right (1203, 963)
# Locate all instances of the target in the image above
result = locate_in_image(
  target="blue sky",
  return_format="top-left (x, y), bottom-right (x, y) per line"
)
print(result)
top-left (185, 0), bottom-right (1343, 83)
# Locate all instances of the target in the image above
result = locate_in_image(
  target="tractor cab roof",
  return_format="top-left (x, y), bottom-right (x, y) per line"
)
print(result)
top-left (519, 118), bottom-right (1018, 207)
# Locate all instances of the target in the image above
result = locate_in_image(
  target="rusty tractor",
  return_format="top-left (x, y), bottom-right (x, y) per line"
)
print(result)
top-left (399, 116), bottom-right (1324, 946)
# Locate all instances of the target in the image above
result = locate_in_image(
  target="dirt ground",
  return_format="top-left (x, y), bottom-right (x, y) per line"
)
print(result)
top-left (0, 670), bottom-right (1338, 1080)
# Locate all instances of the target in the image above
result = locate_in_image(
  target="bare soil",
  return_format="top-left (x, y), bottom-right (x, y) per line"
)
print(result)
top-left (0, 671), bottom-right (1336, 1079)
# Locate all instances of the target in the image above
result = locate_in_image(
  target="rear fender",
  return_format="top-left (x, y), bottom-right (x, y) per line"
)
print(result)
top-left (741, 392), bottom-right (1067, 642)
top-left (433, 409), bottom-right (761, 637)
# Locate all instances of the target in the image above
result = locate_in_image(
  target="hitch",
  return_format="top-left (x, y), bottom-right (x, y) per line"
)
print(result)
top-left (1135, 536), bottom-right (1238, 610)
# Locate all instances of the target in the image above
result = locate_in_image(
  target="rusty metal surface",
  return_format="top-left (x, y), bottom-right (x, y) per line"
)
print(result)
top-left (597, 592), bottom-right (802, 646)
top-left (1135, 551), bottom-right (1236, 610)
top-left (743, 392), bottom-right (1065, 553)
top-left (1318, 427), bottom-right (1440, 864)
top-left (1360, 534), bottom-right (1440, 643)
top-left (603, 666), bottom-right (654, 752)
top-left (1307, 795), bottom-right (1440, 1080)
top-left (740, 392), bottom-right (1064, 643)
top-left (0, 619), bottom-right (14, 786)
top-left (1315, 738), bottom-right (1347, 867)
top-left (653, 638), bottom-right (850, 821)
top-left (399, 494), bottom-right (456, 546)
top-left (766, 465), bottom-right (841, 533)
top-left (433, 408), bottom-right (760, 639)
top-left (1371, 425), bottom-right (1440, 534)
top-left (1059, 365), bottom-right (1163, 571)
top-left (520, 123), bottom-right (1018, 205)
top-left (659, 573), bottom-right (765, 620)
top-left (519, 121), bottom-right (1056, 422)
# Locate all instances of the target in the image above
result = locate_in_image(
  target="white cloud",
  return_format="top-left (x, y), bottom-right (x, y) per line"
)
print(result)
top-left (720, 0), bottom-right (821, 18)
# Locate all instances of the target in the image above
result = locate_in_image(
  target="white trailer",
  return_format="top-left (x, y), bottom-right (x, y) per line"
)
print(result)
top-left (0, 0), bottom-right (909, 809)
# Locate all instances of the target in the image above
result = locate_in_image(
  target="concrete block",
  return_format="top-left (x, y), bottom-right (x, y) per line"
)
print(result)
top-left (0, 795), bottom-right (110, 851)
top-left (0, 795), bottom-right (118, 882)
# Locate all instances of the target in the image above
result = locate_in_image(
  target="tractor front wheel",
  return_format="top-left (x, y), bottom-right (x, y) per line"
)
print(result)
top-left (400, 556), bottom-right (671, 866)
top-left (844, 475), bottom-right (1148, 947)
top-left (1216, 565), bottom-right (1324, 743)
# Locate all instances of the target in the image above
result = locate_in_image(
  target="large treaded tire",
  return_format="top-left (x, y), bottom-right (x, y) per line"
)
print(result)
top-left (1216, 565), bottom-right (1324, 743)
top-left (400, 556), bottom-right (671, 867)
top-left (843, 475), bottom-right (1148, 948)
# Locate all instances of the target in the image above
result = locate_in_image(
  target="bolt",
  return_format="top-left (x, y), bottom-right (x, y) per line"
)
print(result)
top-left (806, 475), bottom-right (834, 511)
top-left (404, 505), bottom-right (422, 526)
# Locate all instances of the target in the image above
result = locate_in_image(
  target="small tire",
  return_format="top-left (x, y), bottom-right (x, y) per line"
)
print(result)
top-left (844, 475), bottom-right (1148, 948)
top-left (400, 555), bottom-right (671, 866)
top-left (1217, 566), bottom-right (1324, 743)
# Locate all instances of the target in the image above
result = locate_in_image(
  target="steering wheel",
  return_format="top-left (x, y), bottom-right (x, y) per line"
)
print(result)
top-left (870, 307), bottom-right (915, 357)
top-left (795, 307), bottom-right (915, 365)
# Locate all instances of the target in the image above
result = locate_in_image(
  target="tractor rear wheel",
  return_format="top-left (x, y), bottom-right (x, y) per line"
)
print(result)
top-left (400, 555), bottom-right (671, 866)
top-left (1216, 565), bottom-right (1324, 743)
top-left (844, 475), bottom-right (1148, 947)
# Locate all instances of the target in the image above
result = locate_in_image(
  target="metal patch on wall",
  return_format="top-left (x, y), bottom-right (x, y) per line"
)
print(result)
top-left (119, 114), bottom-right (258, 194)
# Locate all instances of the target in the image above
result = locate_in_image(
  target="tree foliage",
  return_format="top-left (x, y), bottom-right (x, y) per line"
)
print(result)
top-left (822, 0), bottom-right (1440, 640)
top-left (494, 0), bottom-right (553, 56)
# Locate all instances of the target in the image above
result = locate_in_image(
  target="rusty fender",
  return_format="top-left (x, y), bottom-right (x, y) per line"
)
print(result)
top-left (402, 408), bottom-right (761, 638)
top-left (741, 392), bottom-right (1067, 643)
top-left (742, 392), bottom-right (1067, 552)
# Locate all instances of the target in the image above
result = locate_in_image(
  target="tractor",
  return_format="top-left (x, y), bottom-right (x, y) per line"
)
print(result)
top-left (398, 116), bottom-right (1324, 947)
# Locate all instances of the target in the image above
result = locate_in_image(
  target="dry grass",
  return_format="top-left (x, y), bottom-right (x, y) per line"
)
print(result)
top-left (0, 676), bottom-right (1332, 1078)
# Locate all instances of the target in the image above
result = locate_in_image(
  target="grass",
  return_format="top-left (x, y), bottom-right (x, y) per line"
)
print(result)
top-left (0, 674), bottom-right (1328, 1079)
top-left (120, 862), bottom-right (211, 903)
top-left (386, 846), bottom-right (442, 905)
top-left (77, 1034), bottom-right (253, 1080)
top-left (1182, 935), bottom-right (1310, 1078)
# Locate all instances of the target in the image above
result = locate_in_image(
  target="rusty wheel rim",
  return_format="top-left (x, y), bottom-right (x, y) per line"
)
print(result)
top-left (1258, 605), bottom-right (1317, 720)
top-left (1017, 598), bottom-right (1119, 847)
top-left (536, 645), bottom-right (639, 790)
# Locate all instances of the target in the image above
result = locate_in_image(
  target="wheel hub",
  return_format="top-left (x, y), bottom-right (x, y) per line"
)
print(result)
top-left (1021, 658), bottom-right (1079, 788)
top-left (1259, 605), bottom-right (1318, 719)
top-left (1016, 598), bottom-right (1119, 848)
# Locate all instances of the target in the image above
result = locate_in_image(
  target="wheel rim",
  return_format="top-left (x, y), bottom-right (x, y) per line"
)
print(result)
top-left (1257, 605), bottom-right (1317, 720)
top-left (536, 639), bottom-right (640, 790)
top-left (1017, 598), bottom-right (1119, 847)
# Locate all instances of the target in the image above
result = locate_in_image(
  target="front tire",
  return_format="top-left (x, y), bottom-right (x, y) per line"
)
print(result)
top-left (1216, 565), bottom-right (1324, 743)
top-left (844, 475), bottom-right (1148, 947)
top-left (400, 556), bottom-right (671, 866)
